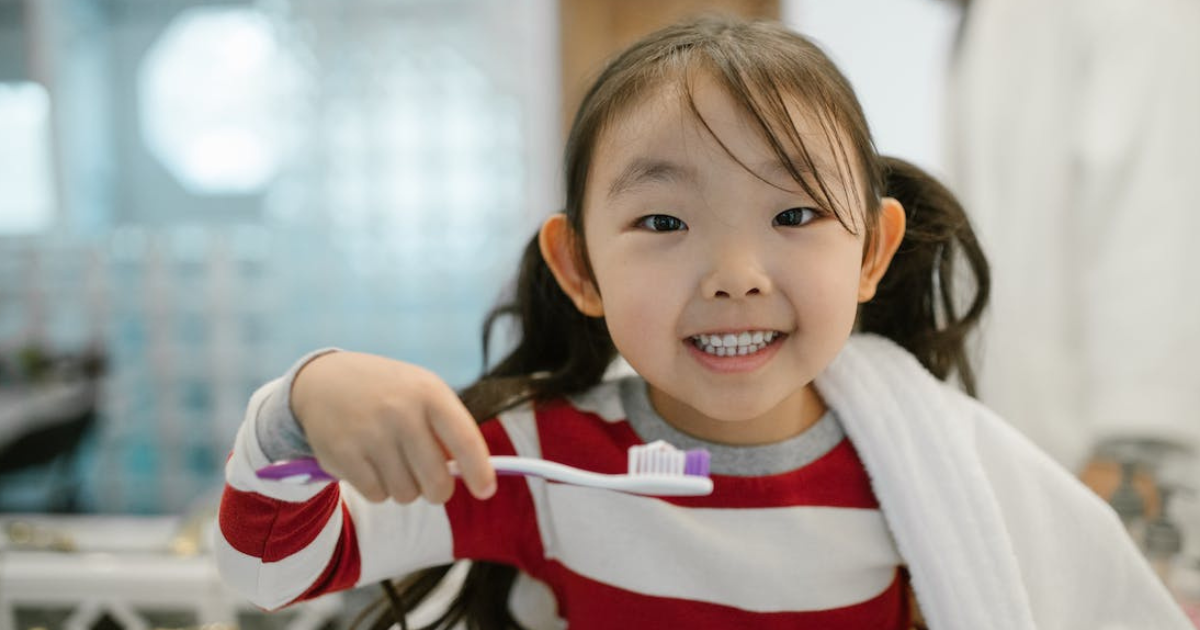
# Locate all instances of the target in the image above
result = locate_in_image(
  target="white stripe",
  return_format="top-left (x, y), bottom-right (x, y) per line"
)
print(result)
top-left (544, 485), bottom-right (901, 612)
top-left (499, 407), bottom-right (560, 561)
top-left (565, 380), bottom-right (625, 423)
top-left (499, 405), bottom-right (542, 459)
top-left (214, 503), bottom-right (345, 610)
top-left (341, 484), bottom-right (455, 584)
top-left (215, 537), bottom-right (278, 609)
top-left (511, 571), bottom-right (565, 629)
top-left (226, 383), bottom-right (327, 503)
top-left (601, 356), bottom-right (637, 382)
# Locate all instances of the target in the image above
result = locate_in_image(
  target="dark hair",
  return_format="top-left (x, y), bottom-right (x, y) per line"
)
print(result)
top-left (365, 14), bottom-right (988, 630)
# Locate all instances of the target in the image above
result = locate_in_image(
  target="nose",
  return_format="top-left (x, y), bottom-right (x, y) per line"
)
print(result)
top-left (700, 246), bottom-right (773, 300)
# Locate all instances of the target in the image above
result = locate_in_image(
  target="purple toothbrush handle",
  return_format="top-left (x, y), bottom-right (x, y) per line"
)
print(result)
top-left (256, 457), bottom-right (336, 482)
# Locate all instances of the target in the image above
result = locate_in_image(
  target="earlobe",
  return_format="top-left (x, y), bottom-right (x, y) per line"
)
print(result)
top-left (538, 214), bottom-right (605, 317)
top-left (858, 197), bottom-right (907, 303)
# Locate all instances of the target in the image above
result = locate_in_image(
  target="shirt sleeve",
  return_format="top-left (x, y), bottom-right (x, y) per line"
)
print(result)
top-left (214, 357), bottom-right (541, 610)
top-left (253, 348), bottom-right (337, 462)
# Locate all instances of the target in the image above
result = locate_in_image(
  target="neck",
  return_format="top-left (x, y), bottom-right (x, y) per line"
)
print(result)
top-left (646, 383), bottom-right (827, 446)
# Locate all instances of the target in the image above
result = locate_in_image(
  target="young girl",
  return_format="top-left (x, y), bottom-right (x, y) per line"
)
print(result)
top-left (216, 16), bottom-right (1190, 630)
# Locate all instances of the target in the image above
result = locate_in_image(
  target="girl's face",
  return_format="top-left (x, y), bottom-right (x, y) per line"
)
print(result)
top-left (555, 75), bottom-right (901, 445)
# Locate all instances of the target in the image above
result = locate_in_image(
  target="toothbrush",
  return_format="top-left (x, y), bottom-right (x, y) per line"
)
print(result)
top-left (256, 440), bottom-right (713, 497)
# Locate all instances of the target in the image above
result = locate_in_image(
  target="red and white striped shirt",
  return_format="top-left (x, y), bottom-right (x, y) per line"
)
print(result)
top-left (217, 375), bottom-right (908, 628)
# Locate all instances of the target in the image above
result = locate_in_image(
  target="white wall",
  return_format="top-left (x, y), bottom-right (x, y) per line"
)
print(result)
top-left (782, 0), bottom-right (961, 179)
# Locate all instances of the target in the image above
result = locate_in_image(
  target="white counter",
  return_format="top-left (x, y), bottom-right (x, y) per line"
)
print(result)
top-left (0, 515), bottom-right (342, 630)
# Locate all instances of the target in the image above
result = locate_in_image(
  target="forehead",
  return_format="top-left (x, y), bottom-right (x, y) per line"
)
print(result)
top-left (590, 74), bottom-right (851, 196)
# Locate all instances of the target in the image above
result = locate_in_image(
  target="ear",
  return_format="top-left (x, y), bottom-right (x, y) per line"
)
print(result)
top-left (539, 213), bottom-right (605, 317)
top-left (858, 197), bottom-right (907, 303)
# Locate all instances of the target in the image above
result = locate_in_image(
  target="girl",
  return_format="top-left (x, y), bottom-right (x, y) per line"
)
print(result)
top-left (216, 16), bottom-right (1190, 630)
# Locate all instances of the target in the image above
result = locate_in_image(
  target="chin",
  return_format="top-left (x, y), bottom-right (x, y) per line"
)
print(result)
top-left (691, 395), bottom-right (781, 424)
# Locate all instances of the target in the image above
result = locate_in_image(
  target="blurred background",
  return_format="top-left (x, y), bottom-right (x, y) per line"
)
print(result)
top-left (0, 0), bottom-right (964, 517)
top-left (1, 0), bottom-right (1197, 628)
top-left (0, 0), bottom-right (560, 515)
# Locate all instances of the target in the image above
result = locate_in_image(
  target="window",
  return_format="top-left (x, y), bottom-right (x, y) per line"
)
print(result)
top-left (0, 82), bottom-right (55, 234)
top-left (138, 7), bottom-right (306, 195)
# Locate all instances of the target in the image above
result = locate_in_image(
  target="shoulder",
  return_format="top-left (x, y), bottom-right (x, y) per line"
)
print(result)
top-left (479, 379), bottom-right (633, 460)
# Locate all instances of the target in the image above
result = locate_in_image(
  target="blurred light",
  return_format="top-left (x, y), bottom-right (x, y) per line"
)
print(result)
top-left (0, 82), bottom-right (56, 234)
top-left (138, 7), bottom-right (307, 195)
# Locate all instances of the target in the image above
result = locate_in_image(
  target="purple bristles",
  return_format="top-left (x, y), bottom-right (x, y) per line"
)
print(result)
top-left (683, 449), bottom-right (711, 477)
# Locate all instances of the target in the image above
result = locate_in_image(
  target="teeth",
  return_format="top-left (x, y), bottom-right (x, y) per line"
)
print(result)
top-left (691, 330), bottom-right (781, 357)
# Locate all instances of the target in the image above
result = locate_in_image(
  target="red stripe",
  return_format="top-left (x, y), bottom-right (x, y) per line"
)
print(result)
top-left (444, 419), bottom-right (547, 572)
top-left (290, 502), bottom-right (362, 604)
top-left (219, 483), bottom-right (341, 562)
top-left (534, 401), bottom-right (880, 509)
top-left (544, 561), bottom-right (907, 629)
top-left (536, 400), bottom-right (640, 475)
top-left (693, 440), bottom-right (880, 509)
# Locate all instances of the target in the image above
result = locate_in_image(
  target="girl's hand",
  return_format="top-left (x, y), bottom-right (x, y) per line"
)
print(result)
top-left (289, 351), bottom-right (496, 505)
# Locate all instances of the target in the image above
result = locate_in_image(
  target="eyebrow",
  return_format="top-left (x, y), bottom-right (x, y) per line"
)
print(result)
top-left (607, 158), bottom-right (697, 201)
top-left (605, 154), bottom-right (831, 202)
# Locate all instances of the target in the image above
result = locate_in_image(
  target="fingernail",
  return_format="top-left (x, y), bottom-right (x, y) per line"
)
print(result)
top-left (478, 480), bottom-right (497, 500)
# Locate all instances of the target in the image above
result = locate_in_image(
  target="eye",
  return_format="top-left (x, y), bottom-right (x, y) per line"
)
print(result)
top-left (635, 214), bottom-right (687, 232)
top-left (773, 207), bottom-right (819, 227)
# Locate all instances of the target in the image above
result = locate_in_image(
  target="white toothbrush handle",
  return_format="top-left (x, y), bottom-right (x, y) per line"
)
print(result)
top-left (448, 456), bottom-right (713, 497)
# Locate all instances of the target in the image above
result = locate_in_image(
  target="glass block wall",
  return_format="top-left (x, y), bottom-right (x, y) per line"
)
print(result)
top-left (0, 0), bottom-right (558, 514)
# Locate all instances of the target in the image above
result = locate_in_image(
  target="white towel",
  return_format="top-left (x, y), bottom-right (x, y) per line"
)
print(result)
top-left (815, 334), bottom-right (1190, 629)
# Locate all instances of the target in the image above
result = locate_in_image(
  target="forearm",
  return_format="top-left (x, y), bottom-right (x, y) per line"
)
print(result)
top-left (216, 357), bottom-right (456, 609)
top-left (216, 377), bottom-right (353, 609)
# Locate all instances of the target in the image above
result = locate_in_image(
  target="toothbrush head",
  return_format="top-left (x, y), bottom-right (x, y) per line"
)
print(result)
top-left (627, 440), bottom-right (711, 478)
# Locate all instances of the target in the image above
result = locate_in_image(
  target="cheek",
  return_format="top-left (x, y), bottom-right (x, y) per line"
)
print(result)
top-left (601, 282), bottom-right (681, 349)
top-left (789, 242), bottom-right (865, 326)
top-left (587, 255), bottom-right (671, 346)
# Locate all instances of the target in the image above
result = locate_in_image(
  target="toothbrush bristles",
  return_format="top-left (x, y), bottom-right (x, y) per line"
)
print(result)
top-left (627, 441), bottom-right (711, 477)
top-left (683, 449), bottom-right (710, 477)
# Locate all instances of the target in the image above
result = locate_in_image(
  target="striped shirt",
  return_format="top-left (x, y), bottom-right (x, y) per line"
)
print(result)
top-left (217, 375), bottom-right (908, 628)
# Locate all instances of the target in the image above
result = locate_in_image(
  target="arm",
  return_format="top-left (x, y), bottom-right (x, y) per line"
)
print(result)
top-left (215, 352), bottom-right (502, 609)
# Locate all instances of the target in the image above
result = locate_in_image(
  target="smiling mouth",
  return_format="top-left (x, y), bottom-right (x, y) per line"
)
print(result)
top-left (689, 331), bottom-right (783, 357)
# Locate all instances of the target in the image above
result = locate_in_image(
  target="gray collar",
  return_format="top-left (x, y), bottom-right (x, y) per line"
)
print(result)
top-left (616, 377), bottom-right (845, 477)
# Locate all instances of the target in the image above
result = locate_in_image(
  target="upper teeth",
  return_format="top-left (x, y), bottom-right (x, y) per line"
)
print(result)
top-left (691, 331), bottom-right (778, 356)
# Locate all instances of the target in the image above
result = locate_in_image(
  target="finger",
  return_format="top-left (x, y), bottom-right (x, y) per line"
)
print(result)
top-left (399, 427), bottom-right (456, 504)
top-left (426, 398), bottom-right (495, 499)
top-left (326, 447), bottom-right (390, 503)
top-left (365, 439), bottom-right (421, 504)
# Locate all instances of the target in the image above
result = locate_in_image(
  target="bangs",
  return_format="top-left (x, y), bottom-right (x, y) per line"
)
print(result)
top-left (673, 45), bottom-right (875, 235)
top-left (564, 16), bottom-right (883, 252)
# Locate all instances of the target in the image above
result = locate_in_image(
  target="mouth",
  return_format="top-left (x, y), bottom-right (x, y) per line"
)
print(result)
top-left (688, 330), bottom-right (785, 357)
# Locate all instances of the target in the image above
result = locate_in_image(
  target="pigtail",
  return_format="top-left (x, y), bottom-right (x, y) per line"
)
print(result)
top-left (468, 234), bottom-right (617, 409)
top-left (858, 156), bottom-right (990, 395)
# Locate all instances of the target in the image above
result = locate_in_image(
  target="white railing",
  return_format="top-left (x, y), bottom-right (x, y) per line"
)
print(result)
top-left (0, 515), bottom-right (344, 630)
